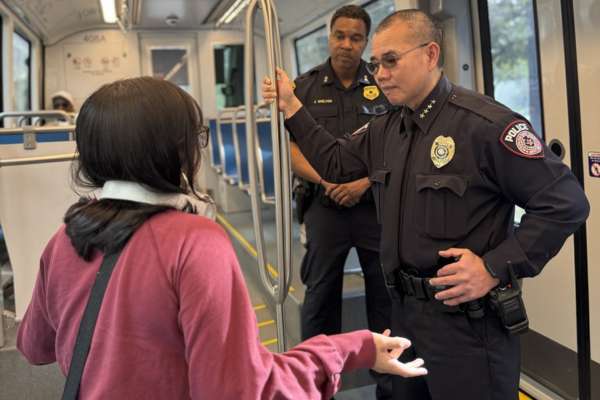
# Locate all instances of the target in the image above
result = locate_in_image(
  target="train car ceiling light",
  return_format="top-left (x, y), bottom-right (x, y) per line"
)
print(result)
top-left (100, 0), bottom-right (119, 24)
top-left (217, 0), bottom-right (250, 27)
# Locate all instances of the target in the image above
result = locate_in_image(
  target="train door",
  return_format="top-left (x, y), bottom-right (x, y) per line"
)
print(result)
top-left (140, 34), bottom-right (201, 99)
top-left (475, 1), bottom-right (598, 398)
top-left (573, 1), bottom-right (600, 398)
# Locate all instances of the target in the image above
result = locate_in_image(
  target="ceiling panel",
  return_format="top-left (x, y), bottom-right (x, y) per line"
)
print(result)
top-left (7, 0), bottom-right (105, 43)
top-left (135, 0), bottom-right (221, 29)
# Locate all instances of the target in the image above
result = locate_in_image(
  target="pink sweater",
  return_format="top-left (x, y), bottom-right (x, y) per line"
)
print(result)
top-left (17, 211), bottom-right (375, 399)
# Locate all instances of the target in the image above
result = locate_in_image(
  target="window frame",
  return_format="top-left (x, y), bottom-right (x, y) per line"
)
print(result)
top-left (478, 0), bottom-right (546, 140)
top-left (13, 29), bottom-right (32, 111)
top-left (293, 24), bottom-right (327, 76)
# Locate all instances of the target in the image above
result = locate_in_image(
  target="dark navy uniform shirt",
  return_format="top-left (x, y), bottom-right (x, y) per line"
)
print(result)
top-left (286, 75), bottom-right (589, 286)
top-left (292, 59), bottom-right (389, 205)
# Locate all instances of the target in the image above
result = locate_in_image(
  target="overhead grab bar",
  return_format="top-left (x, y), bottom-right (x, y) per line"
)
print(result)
top-left (245, 0), bottom-right (293, 352)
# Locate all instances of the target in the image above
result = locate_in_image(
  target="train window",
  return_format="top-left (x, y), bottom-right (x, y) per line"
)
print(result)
top-left (13, 31), bottom-right (31, 111)
top-left (151, 48), bottom-right (191, 93)
top-left (213, 44), bottom-right (244, 108)
top-left (363, 0), bottom-right (396, 59)
top-left (487, 0), bottom-right (543, 136)
top-left (294, 25), bottom-right (328, 75)
top-left (487, 0), bottom-right (543, 226)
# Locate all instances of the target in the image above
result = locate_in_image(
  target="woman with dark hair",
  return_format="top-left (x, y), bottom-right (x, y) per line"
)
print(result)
top-left (17, 77), bottom-right (426, 399)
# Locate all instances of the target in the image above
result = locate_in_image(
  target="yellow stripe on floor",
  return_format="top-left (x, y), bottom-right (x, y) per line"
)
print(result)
top-left (217, 213), bottom-right (296, 294)
top-left (257, 319), bottom-right (275, 328)
top-left (261, 338), bottom-right (278, 346)
top-left (519, 391), bottom-right (534, 400)
top-left (253, 304), bottom-right (267, 311)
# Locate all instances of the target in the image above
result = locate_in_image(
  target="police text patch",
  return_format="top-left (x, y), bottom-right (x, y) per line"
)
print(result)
top-left (499, 120), bottom-right (544, 158)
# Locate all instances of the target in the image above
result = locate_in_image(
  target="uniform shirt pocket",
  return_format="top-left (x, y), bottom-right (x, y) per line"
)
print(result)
top-left (307, 104), bottom-right (338, 135)
top-left (369, 168), bottom-right (391, 224)
top-left (415, 174), bottom-right (469, 240)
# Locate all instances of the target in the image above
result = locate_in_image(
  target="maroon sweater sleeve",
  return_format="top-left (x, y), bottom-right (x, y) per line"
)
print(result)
top-left (17, 241), bottom-right (58, 365)
top-left (176, 223), bottom-right (376, 399)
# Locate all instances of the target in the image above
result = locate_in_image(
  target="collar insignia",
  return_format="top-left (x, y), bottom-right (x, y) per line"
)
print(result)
top-left (431, 135), bottom-right (455, 168)
top-left (420, 99), bottom-right (437, 119)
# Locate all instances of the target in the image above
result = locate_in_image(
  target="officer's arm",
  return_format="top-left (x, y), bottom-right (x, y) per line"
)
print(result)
top-left (285, 106), bottom-right (370, 183)
top-left (480, 120), bottom-right (590, 285)
top-left (264, 69), bottom-right (369, 182)
top-left (290, 142), bottom-right (322, 184)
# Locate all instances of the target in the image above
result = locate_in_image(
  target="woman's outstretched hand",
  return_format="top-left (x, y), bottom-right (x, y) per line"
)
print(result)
top-left (371, 330), bottom-right (427, 378)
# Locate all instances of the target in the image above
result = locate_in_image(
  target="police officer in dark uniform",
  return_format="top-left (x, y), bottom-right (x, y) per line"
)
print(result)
top-left (289, 6), bottom-right (392, 398)
top-left (264, 9), bottom-right (590, 400)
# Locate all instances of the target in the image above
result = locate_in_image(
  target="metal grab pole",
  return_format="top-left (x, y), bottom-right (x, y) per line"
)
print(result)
top-left (245, 0), bottom-right (273, 307)
top-left (268, 0), bottom-right (293, 293)
top-left (245, 0), bottom-right (293, 352)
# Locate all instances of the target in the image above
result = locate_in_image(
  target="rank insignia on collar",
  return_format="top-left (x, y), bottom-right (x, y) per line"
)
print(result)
top-left (431, 135), bottom-right (455, 168)
top-left (363, 85), bottom-right (380, 100)
top-left (323, 75), bottom-right (329, 83)
top-left (500, 120), bottom-right (544, 158)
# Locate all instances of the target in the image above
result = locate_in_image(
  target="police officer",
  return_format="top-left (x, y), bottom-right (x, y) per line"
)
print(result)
top-left (290, 6), bottom-right (392, 398)
top-left (264, 9), bottom-right (590, 400)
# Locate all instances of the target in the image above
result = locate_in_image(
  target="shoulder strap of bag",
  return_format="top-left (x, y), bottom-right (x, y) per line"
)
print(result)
top-left (61, 249), bottom-right (124, 400)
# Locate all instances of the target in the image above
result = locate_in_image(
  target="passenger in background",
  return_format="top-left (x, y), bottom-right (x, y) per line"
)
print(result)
top-left (17, 77), bottom-right (427, 399)
top-left (51, 91), bottom-right (76, 114)
top-left (49, 90), bottom-right (77, 125)
top-left (290, 6), bottom-right (392, 398)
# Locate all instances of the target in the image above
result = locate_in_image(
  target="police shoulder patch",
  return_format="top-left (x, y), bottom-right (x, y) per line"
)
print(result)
top-left (351, 122), bottom-right (370, 137)
top-left (499, 120), bottom-right (544, 159)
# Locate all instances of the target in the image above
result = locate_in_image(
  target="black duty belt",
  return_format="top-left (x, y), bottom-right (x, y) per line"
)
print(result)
top-left (387, 269), bottom-right (483, 316)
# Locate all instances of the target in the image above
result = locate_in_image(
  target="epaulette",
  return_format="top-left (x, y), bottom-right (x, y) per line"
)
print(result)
top-left (448, 86), bottom-right (514, 127)
top-left (295, 63), bottom-right (324, 83)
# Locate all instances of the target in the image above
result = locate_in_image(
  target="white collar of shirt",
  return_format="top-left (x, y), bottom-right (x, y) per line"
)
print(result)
top-left (99, 180), bottom-right (216, 220)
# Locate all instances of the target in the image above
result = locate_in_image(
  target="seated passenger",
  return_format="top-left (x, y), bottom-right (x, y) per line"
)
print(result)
top-left (51, 90), bottom-right (76, 113)
top-left (17, 77), bottom-right (427, 399)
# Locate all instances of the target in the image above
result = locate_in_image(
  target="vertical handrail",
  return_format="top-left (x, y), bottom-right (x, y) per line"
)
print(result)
top-left (268, 0), bottom-right (293, 293)
top-left (245, 0), bottom-right (293, 352)
top-left (245, 0), bottom-right (272, 307)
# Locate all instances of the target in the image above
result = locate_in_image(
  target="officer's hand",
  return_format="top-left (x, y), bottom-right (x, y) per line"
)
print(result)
top-left (371, 329), bottom-right (427, 377)
top-left (328, 177), bottom-right (371, 207)
top-left (321, 180), bottom-right (339, 196)
top-left (429, 248), bottom-right (500, 306)
top-left (262, 68), bottom-right (303, 119)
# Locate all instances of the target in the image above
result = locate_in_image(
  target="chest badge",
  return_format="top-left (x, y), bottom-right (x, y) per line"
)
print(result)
top-left (363, 85), bottom-right (380, 101)
top-left (431, 136), bottom-right (455, 169)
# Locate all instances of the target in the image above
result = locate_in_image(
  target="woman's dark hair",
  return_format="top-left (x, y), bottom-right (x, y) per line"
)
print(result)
top-left (65, 77), bottom-right (205, 260)
top-left (330, 5), bottom-right (371, 36)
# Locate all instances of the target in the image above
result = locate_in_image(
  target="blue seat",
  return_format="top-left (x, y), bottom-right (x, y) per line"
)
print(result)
top-left (218, 122), bottom-right (238, 184)
top-left (234, 122), bottom-right (249, 188)
top-left (208, 119), bottom-right (221, 171)
top-left (256, 121), bottom-right (275, 202)
top-left (0, 132), bottom-right (70, 144)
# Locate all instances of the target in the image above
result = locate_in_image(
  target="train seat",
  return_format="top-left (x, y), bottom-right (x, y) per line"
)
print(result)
top-left (217, 120), bottom-right (238, 185)
top-left (207, 119), bottom-right (222, 173)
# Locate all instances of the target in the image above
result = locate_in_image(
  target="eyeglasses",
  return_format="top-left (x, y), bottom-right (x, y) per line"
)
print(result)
top-left (366, 42), bottom-right (430, 75)
top-left (197, 125), bottom-right (209, 148)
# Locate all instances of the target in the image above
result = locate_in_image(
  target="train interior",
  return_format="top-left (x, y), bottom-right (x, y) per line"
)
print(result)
top-left (0, 0), bottom-right (598, 399)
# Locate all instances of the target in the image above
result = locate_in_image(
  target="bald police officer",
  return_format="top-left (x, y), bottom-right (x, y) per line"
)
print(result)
top-left (290, 6), bottom-right (391, 398)
top-left (264, 9), bottom-right (590, 400)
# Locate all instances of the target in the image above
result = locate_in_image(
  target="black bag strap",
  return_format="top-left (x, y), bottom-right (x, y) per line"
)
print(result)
top-left (62, 249), bottom-right (124, 400)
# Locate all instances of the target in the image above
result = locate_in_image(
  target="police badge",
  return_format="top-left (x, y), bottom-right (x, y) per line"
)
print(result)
top-left (363, 85), bottom-right (380, 100)
top-left (431, 136), bottom-right (455, 168)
